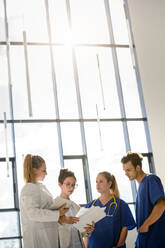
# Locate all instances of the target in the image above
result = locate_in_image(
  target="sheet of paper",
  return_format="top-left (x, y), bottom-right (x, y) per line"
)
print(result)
top-left (49, 196), bottom-right (72, 210)
top-left (73, 206), bottom-right (106, 232)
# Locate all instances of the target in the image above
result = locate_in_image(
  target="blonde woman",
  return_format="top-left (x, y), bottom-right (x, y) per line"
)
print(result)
top-left (20, 154), bottom-right (79, 248)
top-left (84, 171), bottom-right (136, 248)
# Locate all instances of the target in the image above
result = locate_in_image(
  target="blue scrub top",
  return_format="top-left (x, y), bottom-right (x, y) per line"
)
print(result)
top-left (86, 197), bottom-right (136, 248)
top-left (135, 174), bottom-right (165, 248)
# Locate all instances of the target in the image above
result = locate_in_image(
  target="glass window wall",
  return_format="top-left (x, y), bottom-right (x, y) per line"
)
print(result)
top-left (0, 0), bottom-right (154, 246)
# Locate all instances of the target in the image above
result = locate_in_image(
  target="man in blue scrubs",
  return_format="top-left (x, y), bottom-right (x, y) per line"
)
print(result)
top-left (121, 152), bottom-right (165, 248)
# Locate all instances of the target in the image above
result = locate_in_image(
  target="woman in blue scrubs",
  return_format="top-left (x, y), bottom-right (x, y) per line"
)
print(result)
top-left (84, 171), bottom-right (136, 248)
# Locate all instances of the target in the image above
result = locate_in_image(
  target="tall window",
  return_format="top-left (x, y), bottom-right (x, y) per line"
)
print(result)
top-left (0, 0), bottom-right (154, 247)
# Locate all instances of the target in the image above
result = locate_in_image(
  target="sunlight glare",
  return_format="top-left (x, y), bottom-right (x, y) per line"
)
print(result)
top-left (63, 30), bottom-right (76, 49)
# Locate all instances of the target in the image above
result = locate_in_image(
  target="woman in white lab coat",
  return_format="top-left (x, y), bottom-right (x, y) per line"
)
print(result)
top-left (57, 168), bottom-right (94, 248)
top-left (20, 154), bottom-right (79, 248)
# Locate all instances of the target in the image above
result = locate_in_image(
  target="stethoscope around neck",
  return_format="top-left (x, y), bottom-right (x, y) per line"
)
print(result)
top-left (92, 195), bottom-right (118, 217)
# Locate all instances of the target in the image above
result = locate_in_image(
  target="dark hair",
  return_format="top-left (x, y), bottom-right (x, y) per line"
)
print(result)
top-left (121, 152), bottom-right (143, 168)
top-left (58, 168), bottom-right (76, 184)
top-left (98, 171), bottom-right (120, 198)
top-left (23, 154), bottom-right (45, 183)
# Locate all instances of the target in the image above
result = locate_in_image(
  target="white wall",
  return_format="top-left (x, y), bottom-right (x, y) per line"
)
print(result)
top-left (125, 1), bottom-right (165, 246)
top-left (127, 0), bottom-right (165, 186)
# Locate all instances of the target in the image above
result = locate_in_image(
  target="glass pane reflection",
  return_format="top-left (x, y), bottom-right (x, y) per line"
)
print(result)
top-left (64, 159), bottom-right (86, 204)
top-left (6, 0), bottom-right (48, 42)
top-left (0, 212), bottom-right (19, 238)
top-left (76, 47), bottom-right (121, 118)
top-left (14, 123), bottom-right (61, 194)
top-left (84, 122), bottom-right (133, 202)
top-left (109, 0), bottom-right (129, 44)
top-left (128, 121), bottom-right (148, 153)
top-left (0, 239), bottom-right (20, 248)
top-left (0, 0), bottom-right (5, 42)
top-left (70, 0), bottom-right (109, 44)
top-left (0, 162), bottom-right (14, 209)
top-left (116, 48), bottom-right (142, 118)
top-left (0, 123), bottom-right (14, 158)
top-left (61, 122), bottom-right (83, 155)
top-left (0, 56), bottom-right (10, 118)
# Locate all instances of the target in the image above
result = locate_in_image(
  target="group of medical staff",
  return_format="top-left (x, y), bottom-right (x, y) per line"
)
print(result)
top-left (20, 152), bottom-right (165, 248)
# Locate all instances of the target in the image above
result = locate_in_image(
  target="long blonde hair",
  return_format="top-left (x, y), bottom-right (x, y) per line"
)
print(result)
top-left (98, 171), bottom-right (120, 198)
top-left (23, 154), bottom-right (45, 183)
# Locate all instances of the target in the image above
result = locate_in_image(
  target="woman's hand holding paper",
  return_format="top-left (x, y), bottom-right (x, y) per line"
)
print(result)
top-left (59, 203), bottom-right (69, 216)
top-left (84, 221), bottom-right (95, 236)
top-left (65, 216), bottom-right (80, 224)
top-left (58, 215), bottom-right (79, 224)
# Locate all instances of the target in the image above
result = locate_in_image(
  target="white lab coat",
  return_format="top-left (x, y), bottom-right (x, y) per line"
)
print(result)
top-left (58, 197), bottom-right (85, 248)
top-left (20, 182), bottom-right (60, 248)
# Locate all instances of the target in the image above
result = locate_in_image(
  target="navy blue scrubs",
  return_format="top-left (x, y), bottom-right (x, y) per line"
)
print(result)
top-left (135, 174), bottom-right (165, 248)
top-left (86, 197), bottom-right (136, 248)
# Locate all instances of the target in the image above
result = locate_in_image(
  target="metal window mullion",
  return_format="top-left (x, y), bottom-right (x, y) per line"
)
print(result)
top-left (96, 54), bottom-right (106, 110)
top-left (148, 153), bottom-right (155, 174)
top-left (72, 55), bottom-right (92, 202)
top-left (3, 0), bottom-right (22, 246)
top-left (0, 208), bottom-right (19, 212)
top-left (71, 48), bottom-right (90, 152)
top-left (82, 157), bottom-right (92, 203)
top-left (104, 0), bottom-right (131, 150)
top-left (0, 117), bottom-right (147, 124)
top-left (63, 155), bottom-right (86, 160)
top-left (0, 236), bottom-right (22, 240)
top-left (23, 31), bottom-right (33, 117)
top-left (0, 41), bottom-right (130, 48)
top-left (3, 0), bottom-right (20, 209)
top-left (3, 112), bottom-right (10, 177)
top-left (123, 0), bottom-right (147, 119)
top-left (104, 0), bottom-right (137, 202)
top-left (63, 155), bottom-right (90, 202)
top-left (124, 0), bottom-right (155, 173)
top-left (0, 236), bottom-right (22, 241)
top-left (12, 159), bottom-right (18, 208)
top-left (65, 0), bottom-right (92, 202)
top-left (44, 0), bottom-right (64, 168)
top-left (96, 104), bottom-right (104, 151)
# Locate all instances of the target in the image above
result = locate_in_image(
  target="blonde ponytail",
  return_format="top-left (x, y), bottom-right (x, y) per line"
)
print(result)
top-left (23, 154), bottom-right (45, 183)
top-left (23, 154), bottom-right (33, 183)
top-left (110, 174), bottom-right (120, 198)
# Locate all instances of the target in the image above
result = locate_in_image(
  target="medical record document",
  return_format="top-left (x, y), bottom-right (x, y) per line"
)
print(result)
top-left (49, 196), bottom-right (72, 210)
top-left (73, 206), bottom-right (106, 232)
